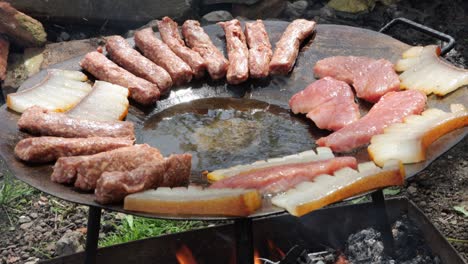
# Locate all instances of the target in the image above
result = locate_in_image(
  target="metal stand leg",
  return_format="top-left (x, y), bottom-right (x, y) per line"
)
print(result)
top-left (371, 190), bottom-right (394, 257)
top-left (84, 206), bottom-right (102, 264)
top-left (234, 218), bottom-right (254, 264)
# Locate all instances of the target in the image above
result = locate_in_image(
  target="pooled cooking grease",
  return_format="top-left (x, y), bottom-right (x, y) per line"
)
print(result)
top-left (141, 98), bottom-right (318, 173)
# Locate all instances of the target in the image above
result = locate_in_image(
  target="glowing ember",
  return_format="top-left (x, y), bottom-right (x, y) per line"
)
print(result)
top-left (254, 249), bottom-right (262, 264)
top-left (176, 244), bottom-right (197, 264)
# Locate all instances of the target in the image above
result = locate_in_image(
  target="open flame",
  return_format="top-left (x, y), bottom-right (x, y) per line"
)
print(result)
top-left (176, 244), bottom-right (197, 264)
top-left (267, 239), bottom-right (285, 259)
top-left (254, 249), bottom-right (262, 264)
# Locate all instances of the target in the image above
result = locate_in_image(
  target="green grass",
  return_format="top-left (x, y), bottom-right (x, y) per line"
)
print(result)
top-left (99, 214), bottom-right (207, 247)
top-left (0, 171), bottom-right (37, 228)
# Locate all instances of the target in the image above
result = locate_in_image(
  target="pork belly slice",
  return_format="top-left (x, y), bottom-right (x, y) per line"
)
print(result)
top-left (314, 56), bottom-right (400, 103)
top-left (245, 20), bottom-right (272, 78)
top-left (289, 77), bottom-right (360, 131)
top-left (158, 17), bottom-right (206, 79)
top-left (272, 160), bottom-right (404, 217)
top-left (95, 153), bottom-right (192, 204)
top-left (210, 157), bottom-right (357, 194)
top-left (317, 90), bottom-right (427, 152)
top-left (218, 19), bottom-right (249, 84)
top-left (105, 35), bottom-right (172, 94)
top-left (15, 136), bottom-right (133, 163)
top-left (80, 51), bottom-right (160, 105)
top-left (18, 106), bottom-right (135, 139)
top-left (134, 28), bottom-right (192, 86)
top-left (269, 19), bottom-right (316, 75)
top-left (182, 20), bottom-right (228, 80)
top-left (51, 144), bottom-right (163, 191)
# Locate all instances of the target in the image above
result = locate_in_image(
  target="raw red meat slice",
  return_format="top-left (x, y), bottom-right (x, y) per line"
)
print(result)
top-left (314, 56), bottom-right (400, 103)
top-left (210, 157), bottom-right (357, 194)
top-left (289, 77), bottom-right (360, 131)
top-left (316, 90), bottom-right (427, 152)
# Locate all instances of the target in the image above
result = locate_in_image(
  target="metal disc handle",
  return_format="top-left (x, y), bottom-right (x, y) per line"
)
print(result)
top-left (379, 17), bottom-right (455, 56)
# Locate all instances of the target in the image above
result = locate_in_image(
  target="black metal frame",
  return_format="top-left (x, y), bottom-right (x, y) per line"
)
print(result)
top-left (35, 17), bottom-right (461, 264)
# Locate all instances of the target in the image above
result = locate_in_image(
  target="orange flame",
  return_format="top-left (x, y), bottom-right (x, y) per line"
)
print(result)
top-left (267, 239), bottom-right (285, 259)
top-left (254, 249), bottom-right (262, 264)
top-left (176, 244), bottom-right (197, 264)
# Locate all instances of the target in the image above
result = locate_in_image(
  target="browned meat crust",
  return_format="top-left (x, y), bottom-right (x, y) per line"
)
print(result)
top-left (51, 144), bottom-right (163, 191)
top-left (245, 20), bottom-right (272, 79)
top-left (157, 17), bottom-right (206, 79)
top-left (14, 136), bottom-right (134, 163)
top-left (80, 51), bottom-right (160, 105)
top-left (182, 20), bottom-right (228, 80)
top-left (134, 28), bottom-right (192, 86)
top-left (95, 153), bottom-right (192, 204)
top-left (218, 19), bottom-right (249, 84)
top-left (18, 106), bottom-right (135, 139)
top-left (105, 35), bottom-right (173, 94)
top-left (0, 36), bottom-right (8, 80)
top-left (269, 19), bottom-right (316, 75)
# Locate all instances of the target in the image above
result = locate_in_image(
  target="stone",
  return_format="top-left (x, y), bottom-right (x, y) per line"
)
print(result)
top-left (201, 11), bottom-right (234, 23)
top-left (29, 213), bottom-right (38, 219)
top-left (327, 0), bottom-right (376, 13)
top-left (18, 216), bottom-right (31, 224)
top-left (58, 31), bottom-right (71, 42)
top-left (0, 37), bottom-right (8, 81)
top-left (284, 0), bottom-right (308, 18)
top-left (232, 0), bottom-right (287, 19)
top-left (55, 231), bottom-right (84, 257)
top-left (0, 2), bottom-right (47, 47)
top-left (19, 222), bottom-right (33, 230)
top-left (407, 185), bottom-right (418, 195)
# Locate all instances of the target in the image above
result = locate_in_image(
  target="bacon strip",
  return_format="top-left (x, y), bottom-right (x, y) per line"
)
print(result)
top-left (95, 153), bottom-right (192, 204)
top-left (14, 136), bottom-right (133, 163)
top-left (269, 19), bottom-right (316, 75)
top-left (134, 28), bottom-right (192, 86)
top-left (157, 17), bottom-right (206, 79)
top-left (80, 51), bottom-right (160, 105)
top-left (218, 19), bottom-right (249, 84)
top-left (245, 20), bottom-right (272, 78)
top-left (182, 20), bottom-right (228, 80)
top-left (210, 157), bottom-right (357, 194)
top-left (105, 35), bottom-right (173, 94)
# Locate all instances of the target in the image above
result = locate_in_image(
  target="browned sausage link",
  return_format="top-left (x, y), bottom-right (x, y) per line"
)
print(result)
top-left (14, 136), bottom-right (134, 163)
top-left (134, 28), bottom-right (192, 86)
top-left (0, 37), bottom-right (9, 81)
top-left (182, 20), bottom-right (228, 80)
top-left (269, 19), bottom-right (316, 75)
top-left (51, 144), bottom-right (163, 190)
top-left (157, 17), bottom-right (206, 79)
top-left (95, 153), bottom-right (191, 204)
top-left (218, 19), bottom-right (249, 85)
top-left (245, 20), bottom-right (272, 79)
top-left (105, 35), bottom-right (173, 94)
top-left (18, 106), bottom-right (135, 139)
top-left (80, 51), bottom-right (160, 105)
